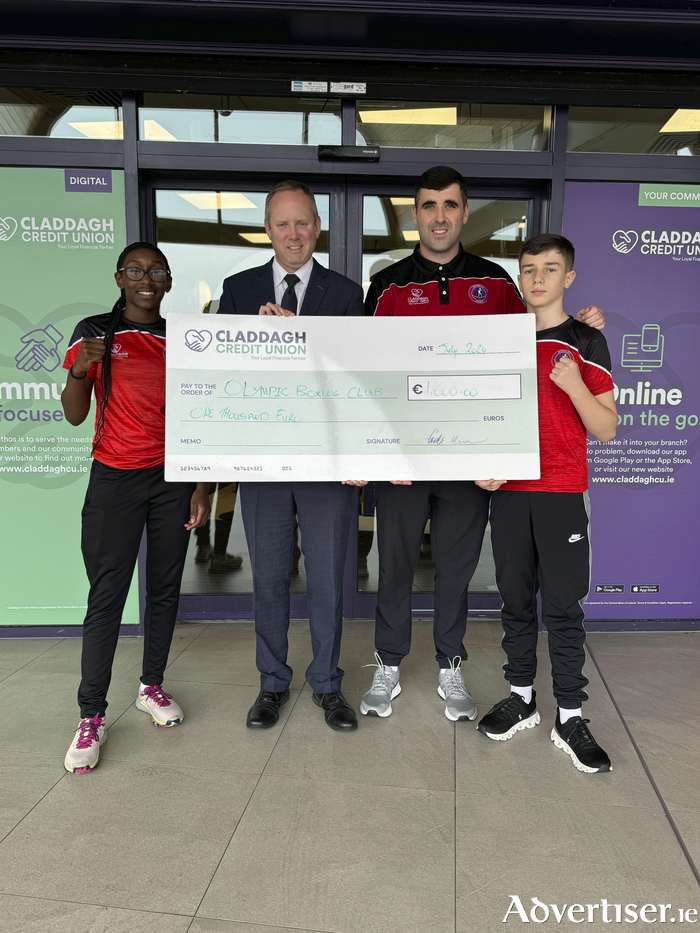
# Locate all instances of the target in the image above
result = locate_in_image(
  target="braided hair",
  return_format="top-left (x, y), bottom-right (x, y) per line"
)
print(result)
top-left (92, 241), bottom-right (171, 455)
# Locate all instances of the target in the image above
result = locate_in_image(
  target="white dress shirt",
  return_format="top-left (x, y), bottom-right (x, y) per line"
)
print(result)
top-left (272, 257), bottom-right (314, 314)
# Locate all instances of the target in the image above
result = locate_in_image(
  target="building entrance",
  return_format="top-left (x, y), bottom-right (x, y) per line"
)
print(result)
top-left (151, 176), bottom-right (537, 620)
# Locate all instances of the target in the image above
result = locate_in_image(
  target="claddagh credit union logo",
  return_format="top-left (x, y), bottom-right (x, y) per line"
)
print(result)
top-left (612, 229), bottom-right (639, 254)
top-left (185, 329), bottom-right (213, 352)
top-left (0, 216), bottom-right (18, 242)
top-left (407, 287), bottom-right (430, 306)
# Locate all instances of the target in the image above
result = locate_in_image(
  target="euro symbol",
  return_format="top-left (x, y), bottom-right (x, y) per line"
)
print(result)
top-left (412, 383), bottom-right (422, 395)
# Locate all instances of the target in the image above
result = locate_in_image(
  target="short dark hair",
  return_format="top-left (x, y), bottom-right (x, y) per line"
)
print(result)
top-left (519, 233), bottom-right (575, 272)
top-left (414, 166), bottom-right (468, 207)
top-left (265, 179), bottom-right (319, 224)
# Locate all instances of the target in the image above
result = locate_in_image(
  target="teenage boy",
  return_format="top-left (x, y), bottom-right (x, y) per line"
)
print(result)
top-left (360, 166), bottom-right (605, 724)
top-left (476, 233), bottom-right (617, 774)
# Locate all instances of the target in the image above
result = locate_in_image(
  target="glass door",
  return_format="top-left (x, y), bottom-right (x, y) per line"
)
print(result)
top-left (150, 177), bottom-right (538, 620)
top-left (152, 180), bottom-right (336, 619)
top-left (344, 183), bottom-right (539, 619)
top-left (154, 186), bottom-right (331, 316)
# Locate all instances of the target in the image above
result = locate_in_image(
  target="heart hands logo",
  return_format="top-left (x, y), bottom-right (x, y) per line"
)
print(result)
top-left (612, 230), bottom-right (639, 254)
top-left (0, 217), bottom-right (18, 242)
top-left (15, 324), bottom-right (63, 372)
top-left (185, 329), bottom-right (213, 352)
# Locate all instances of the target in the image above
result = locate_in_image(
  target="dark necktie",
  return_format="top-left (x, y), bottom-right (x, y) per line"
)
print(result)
top-left (281, 273), bottom-right (300, 315)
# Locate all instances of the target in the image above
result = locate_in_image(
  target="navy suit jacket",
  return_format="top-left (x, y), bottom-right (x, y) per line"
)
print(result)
top-left (217, 257), bottom-right (363, 318)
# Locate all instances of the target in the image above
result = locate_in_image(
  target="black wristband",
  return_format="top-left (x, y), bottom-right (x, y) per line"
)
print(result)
top-left (69, 365), bottom-right (87, 380)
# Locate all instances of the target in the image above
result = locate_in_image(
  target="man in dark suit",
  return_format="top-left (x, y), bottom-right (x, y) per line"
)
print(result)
top-left (218, 180), bottom-right (363, 731)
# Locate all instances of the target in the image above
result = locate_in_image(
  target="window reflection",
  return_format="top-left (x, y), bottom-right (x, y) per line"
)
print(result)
top-left (568, 107), bottom-right (700, 156)
top-left (357, 101), bottom-right (549, 151)
top-left (359, 194), bottom-right (532, 594)
top-left (178, 484), bottom-right (311, 598)
top-left (357, 486), bottom-right (498, 597)
top-left (362, 196), bottom-right (529, 296)
top-left (0, 88), bottom-right (121, 138)
top-left (156, 189), bottom-right (329, 318)
top-left (140, 94), bottom-right (342, 145)
top-left (157, 187), bottom-right (330, 596)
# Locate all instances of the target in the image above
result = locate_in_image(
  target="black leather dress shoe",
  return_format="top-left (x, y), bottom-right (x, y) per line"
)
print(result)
top-left (312, 691), bottom-right (358, 731)
top-left (246, 690), bottom-right (290, 729)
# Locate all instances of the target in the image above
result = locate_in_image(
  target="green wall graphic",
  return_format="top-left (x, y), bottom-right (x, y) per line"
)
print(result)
top-left (0, 167), bottom-right (135, 627)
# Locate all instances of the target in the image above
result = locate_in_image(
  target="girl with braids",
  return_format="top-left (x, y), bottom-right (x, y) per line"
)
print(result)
top-left (61, 242), bottom-right (210, 773)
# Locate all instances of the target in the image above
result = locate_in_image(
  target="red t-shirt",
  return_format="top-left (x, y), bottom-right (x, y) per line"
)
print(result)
top-left (504, 316), bottom-right (614, 493)
top-left (63, 313), bottom-right (167, 470)
top-left (365, 244), bottom-right (525, 317)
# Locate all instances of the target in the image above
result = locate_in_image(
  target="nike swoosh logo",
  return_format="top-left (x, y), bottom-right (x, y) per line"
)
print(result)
top-left (568, 534), bottom-right (585, 543)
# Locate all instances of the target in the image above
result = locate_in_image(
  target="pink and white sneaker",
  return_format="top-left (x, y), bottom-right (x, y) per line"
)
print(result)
top-left (136, 685), bottom-right (184, 727)
top-left (64, 715), bottom-right (106, 773)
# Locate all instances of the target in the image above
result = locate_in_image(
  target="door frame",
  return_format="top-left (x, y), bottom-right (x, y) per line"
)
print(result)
top-left (341, 178), bottom-right (542, 619)
top-left (145, 172), bottom-right (543, 620)
top-left (141, 172), bottom-right (348, 276)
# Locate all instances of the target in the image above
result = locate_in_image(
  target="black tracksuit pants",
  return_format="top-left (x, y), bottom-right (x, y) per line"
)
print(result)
top-left (78, 461), bottom-right (195, 717)
top-left (374, 480), bottom-right (490, 667)
top-left (489, 489), bottom-right (591, 708)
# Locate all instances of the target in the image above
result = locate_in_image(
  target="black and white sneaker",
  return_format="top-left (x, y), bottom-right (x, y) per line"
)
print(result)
top-left (477, 691), bottom-right (540, 741)
top-left (551, 714), bottom-right (612, 773)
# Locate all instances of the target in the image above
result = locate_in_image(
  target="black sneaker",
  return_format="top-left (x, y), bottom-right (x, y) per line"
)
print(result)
top-left (551, 714), bottom-right (612, 773)
top-left (477, 691), bottom-right (540, 741)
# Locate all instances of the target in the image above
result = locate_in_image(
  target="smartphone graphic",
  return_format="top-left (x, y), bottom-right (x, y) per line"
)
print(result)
top-left (641, 324), bottom-right (661, 352)
top-left (621, 323), bottom-right (665, 372)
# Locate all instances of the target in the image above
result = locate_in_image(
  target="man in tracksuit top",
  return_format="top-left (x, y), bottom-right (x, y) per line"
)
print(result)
top-left (359, 165), bottom-right (605, 725)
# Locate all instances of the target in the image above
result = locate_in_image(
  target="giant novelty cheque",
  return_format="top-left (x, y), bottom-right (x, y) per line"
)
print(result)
top-left (165, 314), bottom-right (540, 483)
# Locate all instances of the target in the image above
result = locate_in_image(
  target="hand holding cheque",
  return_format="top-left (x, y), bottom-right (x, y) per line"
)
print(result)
top-left (258, 302), bottom-right (296, 317)
top-left (165, 313), bottom-right (540, 484)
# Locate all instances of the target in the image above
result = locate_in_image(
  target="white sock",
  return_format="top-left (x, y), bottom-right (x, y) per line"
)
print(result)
top-left (511, 685), bottom-right (533, 704)
top-left (139, 682), bottom-right (149, 695)
top-left (559, 706), bottom-right (582, 724)
top-left (388, 666), bottom-right (399, 674)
